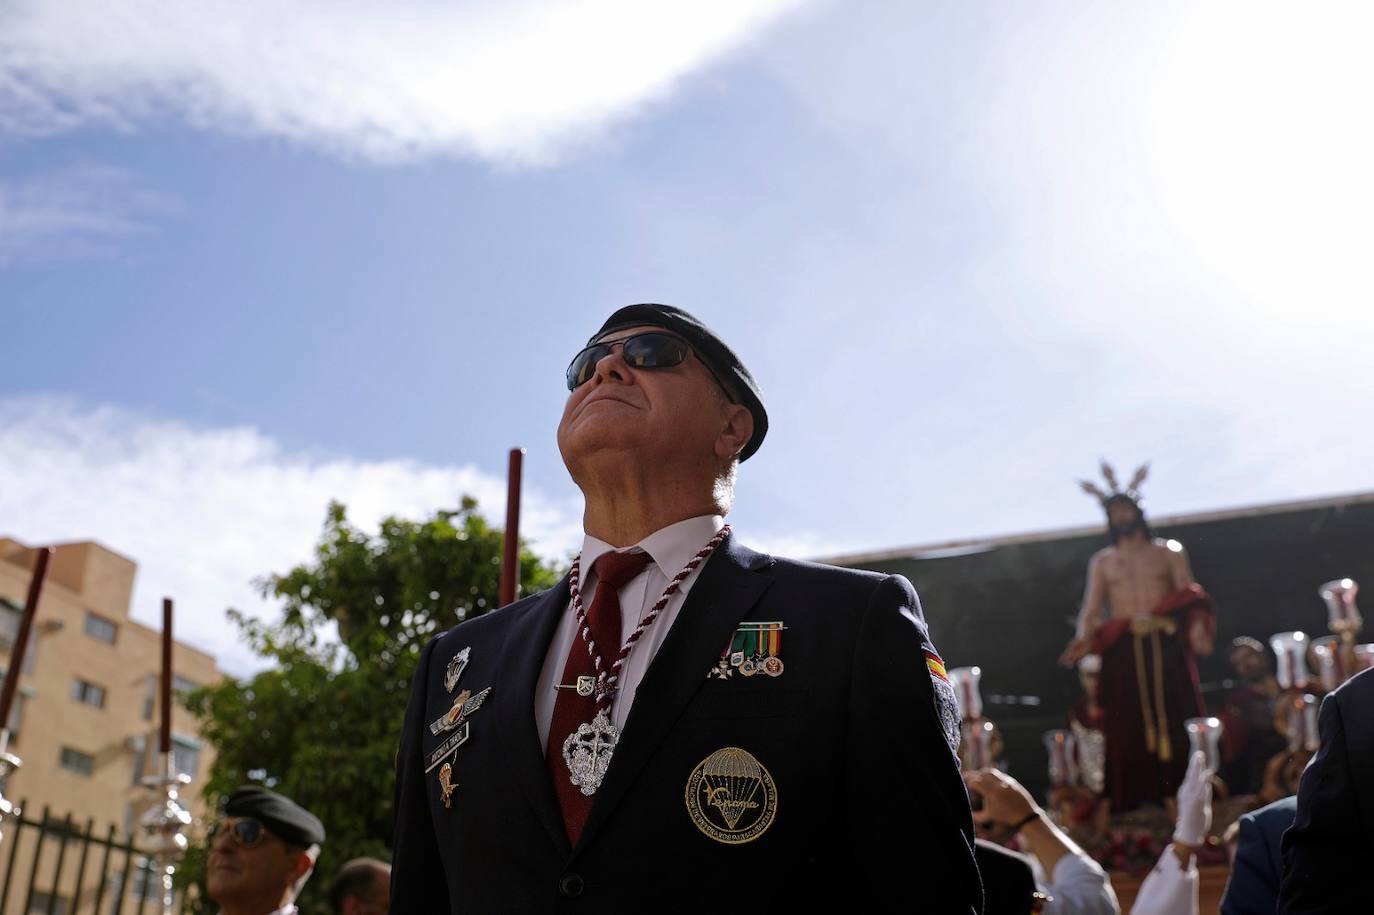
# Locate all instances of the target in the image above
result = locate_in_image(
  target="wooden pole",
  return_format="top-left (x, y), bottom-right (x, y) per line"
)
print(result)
top-left (160, 598), bottom-right (173, 756)
top-left (500, 448), bottom-right (525, 607)
top-left (0, 548), bottom-right (51, 737)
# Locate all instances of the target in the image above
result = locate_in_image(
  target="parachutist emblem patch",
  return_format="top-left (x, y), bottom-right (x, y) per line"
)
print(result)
top-left (685, 746), bottom-right (778, 845)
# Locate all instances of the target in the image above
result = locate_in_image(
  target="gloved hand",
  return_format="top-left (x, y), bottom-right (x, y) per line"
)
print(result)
top-left (1172, 750), bottom-right (1213, 846)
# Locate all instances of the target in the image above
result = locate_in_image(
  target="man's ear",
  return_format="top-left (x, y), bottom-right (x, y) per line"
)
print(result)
top-left (716, 404), bottom-right (754, 460)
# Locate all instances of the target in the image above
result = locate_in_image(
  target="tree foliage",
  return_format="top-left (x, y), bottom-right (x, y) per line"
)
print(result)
top-left (181, 498), bottom-right (562, 913)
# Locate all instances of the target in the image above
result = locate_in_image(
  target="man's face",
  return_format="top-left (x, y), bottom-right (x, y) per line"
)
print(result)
top-left (1107, 501), bottom-right (1144, 538)
top-left (342, 872), bottom-right (391, 915)
top-left (557, 325), bottom-right (740, 473)
top-left (1231, 646), bottom-right (1266, 681)
top-left (206, 817), bottom-right (306, 907)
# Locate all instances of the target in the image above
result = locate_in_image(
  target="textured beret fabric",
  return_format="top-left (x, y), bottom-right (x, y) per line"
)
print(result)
top-left (592, 303), bottom-right (768, 461)
top-left (225, 786), bottom-right (326, 847)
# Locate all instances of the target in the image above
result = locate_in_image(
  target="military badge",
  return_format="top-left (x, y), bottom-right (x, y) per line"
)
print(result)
top-left (707, 621), bottom-right (787, 679)
top-left (685, 746), bottom-right (778, 844)
top-left (429, 686), bottom-right (493, 736)
top-left (438, 762), bottom-right (457, 808)
top-left (444, 646), bottom-right (471, 693)
top-left (424, 720), bottom-right (471, 773)
top-left (924, 648), bottom-right (961, 757)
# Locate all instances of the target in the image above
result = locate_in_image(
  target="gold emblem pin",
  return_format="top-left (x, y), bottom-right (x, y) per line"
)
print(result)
top-left (438, 762), bottom-right (457, 808)
top-left (685, 746), bottom-right (778, 844)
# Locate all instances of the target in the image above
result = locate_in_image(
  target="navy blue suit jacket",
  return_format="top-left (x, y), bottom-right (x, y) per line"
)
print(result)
top-left (1221, 795), bottom-right (1296, 915)
top-left (391, 533), bottom-right (981, 913)
top-left (1279, 666), bottom-right (1374, 913)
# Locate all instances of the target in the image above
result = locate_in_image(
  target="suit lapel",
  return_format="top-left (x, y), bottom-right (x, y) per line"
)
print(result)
top-left (574, 533), bottom-right (775, 852)
top-left (493, 575), bottom-right (573, 856)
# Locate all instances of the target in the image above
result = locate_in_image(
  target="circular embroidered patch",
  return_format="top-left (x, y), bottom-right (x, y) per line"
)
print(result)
top-left (684, 746), bottom-right (778, 844)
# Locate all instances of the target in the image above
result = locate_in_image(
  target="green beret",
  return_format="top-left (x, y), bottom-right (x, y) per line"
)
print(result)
top-left (592, 304), bottom-right (768, 461)
top-left (224, 786), bottom-right (325, 847)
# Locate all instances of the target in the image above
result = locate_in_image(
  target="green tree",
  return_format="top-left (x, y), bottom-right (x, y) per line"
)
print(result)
top-left (181, 498), bottom-right (562, 913)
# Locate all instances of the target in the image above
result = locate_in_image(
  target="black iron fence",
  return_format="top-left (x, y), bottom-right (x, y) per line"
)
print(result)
top-left (0, 802), bottom-right (196, 915)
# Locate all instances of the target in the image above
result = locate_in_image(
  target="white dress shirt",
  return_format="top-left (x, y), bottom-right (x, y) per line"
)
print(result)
top-left (1030, 851), bottom-right (1120, 915)
top-left (535, 514), bottom-right (725, 748)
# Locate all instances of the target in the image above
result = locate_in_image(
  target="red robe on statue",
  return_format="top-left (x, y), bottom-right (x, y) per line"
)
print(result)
top-left (1090, 584), bottom-right (1216, 812)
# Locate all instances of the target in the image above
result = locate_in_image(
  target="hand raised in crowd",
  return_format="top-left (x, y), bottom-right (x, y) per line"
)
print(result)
top-left (1173, 750), bottom-right (1213, 847)
top-left (965, 767), bottom-right (1041, 831)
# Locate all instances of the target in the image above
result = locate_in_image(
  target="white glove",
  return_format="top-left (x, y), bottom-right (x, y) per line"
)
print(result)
top-left (1172, 750), bottom-right (1213, 846)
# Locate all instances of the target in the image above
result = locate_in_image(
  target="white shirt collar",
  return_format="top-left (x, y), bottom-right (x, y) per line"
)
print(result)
top-left (580, 515), bottom-right (725, 582)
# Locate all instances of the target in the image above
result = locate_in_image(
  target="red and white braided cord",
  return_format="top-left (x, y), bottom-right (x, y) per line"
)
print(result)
top-left (567, 524), bottom-right (730, 710)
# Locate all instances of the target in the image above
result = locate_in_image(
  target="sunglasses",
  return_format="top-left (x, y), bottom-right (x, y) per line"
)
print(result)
top-left (565, 331), bottom-right (736, 403)
top-left (565, 331), bottom-right (693, 391)
top-left (209, 817), bottom-right (269, 849)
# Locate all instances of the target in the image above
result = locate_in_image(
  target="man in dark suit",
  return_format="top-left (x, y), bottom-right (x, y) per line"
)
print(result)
top-left (1221, 795), bottom-right (1296, 915)
top-left (1279, 665), bottom-right (1374, 913)
top-left (391, 304), bottom-right (980, 912)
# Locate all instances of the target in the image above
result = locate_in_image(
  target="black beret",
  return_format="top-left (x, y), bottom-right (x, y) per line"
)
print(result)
top-left (224, 786), bottom-right (325, 847)
top-left (591, 304), bottom-right (768, 461)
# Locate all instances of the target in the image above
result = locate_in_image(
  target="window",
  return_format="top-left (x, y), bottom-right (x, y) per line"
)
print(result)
top-left (173, 676), bottom-right (198, 695)
top-left (0, 602), bottom-right (37, 674)
top-left (0, 674), bottom-right (24, 740)
top-left (83, 612), bottom-right (117, 644)
top-left (71, 678), bottom-right (107, 709)
top-left (141, 675), bottom-right (156, 721)
top-left (171, 735), bottom-right (201, 780)
top-left (58, 746), bottom-right (94, 776)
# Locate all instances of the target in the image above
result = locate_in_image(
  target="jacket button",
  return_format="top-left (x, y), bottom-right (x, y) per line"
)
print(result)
top-left (559, 873), bottom-right (584, 898)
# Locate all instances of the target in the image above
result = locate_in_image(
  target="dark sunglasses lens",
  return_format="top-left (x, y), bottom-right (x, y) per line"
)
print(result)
top-left (566, 344), bottom-right (611, 391)
top-left (232, 819), bottom-right (264, 846)
top-left (621, 333), bottom-right (688, 369)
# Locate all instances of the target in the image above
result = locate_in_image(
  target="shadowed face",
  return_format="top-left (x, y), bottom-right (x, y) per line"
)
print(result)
top-left (557, 324), bottom-right (743, 475)
top-left (206, 817), bottom-right (309, 909)
top-left (1230, 645), bottom-right (1268, 681)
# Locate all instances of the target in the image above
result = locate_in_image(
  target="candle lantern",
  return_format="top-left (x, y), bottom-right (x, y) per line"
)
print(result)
top-left (960, 719), bottom-right (996, 770)
top-left (1310, 636), bottom-right (1345, 692)
top-left (141, 762), bottom-right (193, 914)
top-left (1285, 694), bottom-right (1320, 753)
top-left (1070, 723), bottom-right (1106, 795)
top-left (1319, 578), bottom-right (1362, 632)
top-left (1043, 729), bottom-right (1076, 787)
top-left (1355, 643), bottom-right (1374, 672)
top-left (1184, 717), bottom-right (1224, 772)
top-left (1270, 632), bottom-right (1312, 690)
top-left (947, 666), bottom-right (983, 721)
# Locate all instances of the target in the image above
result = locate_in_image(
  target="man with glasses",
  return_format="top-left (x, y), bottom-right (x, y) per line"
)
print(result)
top-left (207, 786), bottom-right (325, 915)
top-left (392, 304), bottom-right (979, 912)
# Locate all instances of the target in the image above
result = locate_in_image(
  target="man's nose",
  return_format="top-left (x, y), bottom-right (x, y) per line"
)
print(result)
top-left (591, 347), bottom-right (632, 385)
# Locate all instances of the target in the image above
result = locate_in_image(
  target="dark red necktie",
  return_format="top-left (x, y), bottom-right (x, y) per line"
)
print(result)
top-left (546, 549), bottom-right (653, 844)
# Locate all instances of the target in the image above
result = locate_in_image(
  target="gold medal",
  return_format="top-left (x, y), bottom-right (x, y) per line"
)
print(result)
top-left (685, 747), bottom-right (778, 844)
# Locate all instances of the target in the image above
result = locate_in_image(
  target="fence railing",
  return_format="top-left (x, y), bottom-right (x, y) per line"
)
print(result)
top-left (0, 802), bottom-right (193, 915)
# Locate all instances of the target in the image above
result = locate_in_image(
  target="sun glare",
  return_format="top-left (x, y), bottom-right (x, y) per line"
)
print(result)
top-left (1147, 1), bottom-right (1374, 320)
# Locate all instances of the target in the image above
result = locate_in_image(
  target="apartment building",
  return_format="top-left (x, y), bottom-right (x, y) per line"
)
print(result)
top-left (0, 537), bottom-right (225, 912)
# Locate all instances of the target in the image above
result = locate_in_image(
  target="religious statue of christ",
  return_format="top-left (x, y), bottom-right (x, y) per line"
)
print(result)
top-left (1059, 462), bottom-right (1216, 812)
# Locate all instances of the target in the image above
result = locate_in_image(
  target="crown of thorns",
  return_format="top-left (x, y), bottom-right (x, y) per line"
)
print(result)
top-left (1078, 460), bottom-right (1149, 506)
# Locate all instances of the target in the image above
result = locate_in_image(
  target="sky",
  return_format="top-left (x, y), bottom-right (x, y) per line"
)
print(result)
top-left (3, 0), bottom-right (1373, 674)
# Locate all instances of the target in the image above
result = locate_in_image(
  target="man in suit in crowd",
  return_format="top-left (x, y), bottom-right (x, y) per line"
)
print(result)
top-left (1279, 665), bottom-right (1374, 912)
top-left (1221, 795), bottom-right (1296, 915)
top-left (391, 304), bottom-right (980, 912)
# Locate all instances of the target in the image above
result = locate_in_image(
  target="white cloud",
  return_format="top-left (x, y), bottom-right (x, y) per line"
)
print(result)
top-left (0, 396), bottom-right (583, 675)
top-left (0, 165), bottom-right (174, 264)
top-left (0, 0), bottom-right (805, 164)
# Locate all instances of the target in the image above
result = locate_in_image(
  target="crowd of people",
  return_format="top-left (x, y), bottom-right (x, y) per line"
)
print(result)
top-left (199, 305), bottom-right (1369, 913)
